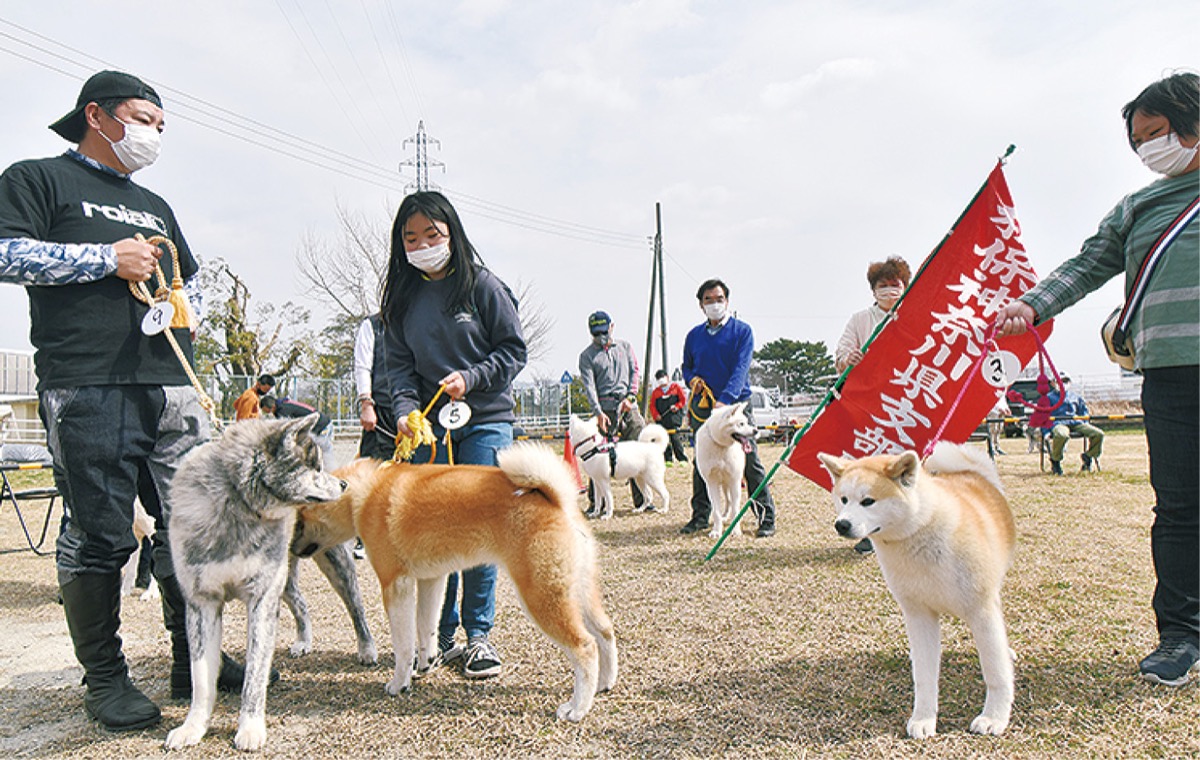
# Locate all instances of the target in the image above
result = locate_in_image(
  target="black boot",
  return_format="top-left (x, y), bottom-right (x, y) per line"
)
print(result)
top-left (59, 573), bottom-right (161, 731)
top-left (158, 571), bottom-right (278, 699)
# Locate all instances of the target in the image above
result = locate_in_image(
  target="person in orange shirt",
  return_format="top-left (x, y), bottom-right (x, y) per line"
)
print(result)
top-left (233, 374), bottom-right (274, 420)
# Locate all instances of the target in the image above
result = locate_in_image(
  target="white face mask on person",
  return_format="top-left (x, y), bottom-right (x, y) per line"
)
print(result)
top-left (1137, 132), bottom-right (1198, 176)
top-left (592, 332), bottom-right (609, 347)
top-left (656, 377), bottom-right (669, 388)
top-left (874, 285), bottom-right (903, 303)
top-left (100, 119), bottom-right (161, 172)
top-left (406, 240), bottom-right (452, 273)
top-left (703, 302), bottom-right (727, 322)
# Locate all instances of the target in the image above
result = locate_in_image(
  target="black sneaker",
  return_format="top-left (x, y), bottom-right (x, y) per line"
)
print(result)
top-left (413, 643), bottom-right (464, 678)
top-left (462, 639), bottom-right (502, 680)
top-left (1139, 639), bottom-right (1200, 686)
top-left (1080, 453), bottom-right (1093, 472)
top-left (853, 537), bottom-right (874, 554)
top-left (679, 519), bottom-right (707, 535)
top-left (755, 524), bottom-right (776, 538)
top-left (353, 539), bottom-right (366, 560)
top-left (1050, 459), bottom-right (1064, 476)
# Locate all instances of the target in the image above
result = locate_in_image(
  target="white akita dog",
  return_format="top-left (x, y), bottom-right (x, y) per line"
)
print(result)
top-left (818, 442), bottom-right (1016, 739)
top-left (568, 415), bottom-right (670, 519)
top-left (694, 402), bottom-right (758, 540)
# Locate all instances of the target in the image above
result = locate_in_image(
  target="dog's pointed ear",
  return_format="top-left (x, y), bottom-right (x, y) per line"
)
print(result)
top-left (817, 452), bottom-right (846, 480)
top-left (887, 451), bottom-right (921, 487)
top-left (288, 412), bottom-right (321, 443)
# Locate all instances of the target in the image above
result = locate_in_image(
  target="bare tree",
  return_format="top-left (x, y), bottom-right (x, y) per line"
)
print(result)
top-left (296, 202), bottom-right (553, 362)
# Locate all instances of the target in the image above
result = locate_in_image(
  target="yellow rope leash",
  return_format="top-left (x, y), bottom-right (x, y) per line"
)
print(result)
top-left (688, 376), bottom-right (715, 423)
top-left (391, 384), bottom-right (447, 463)
top-left (126, 234), bottom-right (220, 429)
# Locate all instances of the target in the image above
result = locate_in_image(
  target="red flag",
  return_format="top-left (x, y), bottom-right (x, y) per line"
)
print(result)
top-left (563, 429), bottom-right (584, 491)
top-left (789, 161), bottom-right (1053, 490)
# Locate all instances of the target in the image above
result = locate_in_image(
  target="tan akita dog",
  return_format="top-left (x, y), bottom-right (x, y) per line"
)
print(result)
top-left (293, 442), bottom-right (617, 722)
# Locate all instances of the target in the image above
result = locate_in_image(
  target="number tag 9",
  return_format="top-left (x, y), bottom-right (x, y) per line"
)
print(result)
top-left (141, 301), bottom-right (175, 336)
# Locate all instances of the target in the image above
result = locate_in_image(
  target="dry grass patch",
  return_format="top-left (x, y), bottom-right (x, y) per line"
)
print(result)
top-left (0, 431), bottom-right (1196, 758)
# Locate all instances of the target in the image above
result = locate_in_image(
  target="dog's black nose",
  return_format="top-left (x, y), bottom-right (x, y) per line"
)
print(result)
top-left (834, 519), bottom-right (852, 537)
top-left (339, 480), bottom-right (348, 491)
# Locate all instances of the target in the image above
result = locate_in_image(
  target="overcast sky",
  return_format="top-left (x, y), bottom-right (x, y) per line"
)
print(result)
top-left (0, 1), bottom-right (1195, 389)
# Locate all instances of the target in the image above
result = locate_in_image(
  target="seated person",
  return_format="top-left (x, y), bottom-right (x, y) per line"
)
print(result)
top-left (1044, 378), bottom-right (1104, 475)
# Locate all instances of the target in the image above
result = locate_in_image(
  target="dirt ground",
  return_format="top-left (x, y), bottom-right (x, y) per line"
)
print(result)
top-left (1, 432), bottom-right (1196, 759)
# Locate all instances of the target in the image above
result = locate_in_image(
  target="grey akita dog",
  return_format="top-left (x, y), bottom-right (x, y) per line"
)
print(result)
top-left (164, 414), bottom-right (346, 752)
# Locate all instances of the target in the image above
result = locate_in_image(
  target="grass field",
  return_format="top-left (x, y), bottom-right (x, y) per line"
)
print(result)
top-left (1, 430), bottom-right (1196, 758)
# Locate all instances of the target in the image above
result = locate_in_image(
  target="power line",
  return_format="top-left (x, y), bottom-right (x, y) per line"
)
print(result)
top-left (0, 17), bottom-right (648, 251)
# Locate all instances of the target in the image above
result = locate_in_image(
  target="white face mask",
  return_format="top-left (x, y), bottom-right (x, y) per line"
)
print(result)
top-left (100, 119), bottom-right (161, 172)
top-left (703, 301), bottom-right (727, 322)
top-left (656, 377), bottom-right (669, 388)
top-left (1137, 132), bottom-right (1198, 177)
top-left (874, 285), bottom-right (903, 303)
top-left (592, 332), bottom-right (609, 347)
top-left (406, 240), bottom-right (452, 273)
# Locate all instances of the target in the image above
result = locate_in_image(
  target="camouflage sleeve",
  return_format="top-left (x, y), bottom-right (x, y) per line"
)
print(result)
top-left (0, 237), bottom-right (116, 285)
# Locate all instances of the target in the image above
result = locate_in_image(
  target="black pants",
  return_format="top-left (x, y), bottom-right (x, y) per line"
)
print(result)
top-left (659, 409), bottom-right (689, 462)
top-left (1143, 366), bottom-right (1199, 644)
top-left (358, 405), bottom-right (397, 460)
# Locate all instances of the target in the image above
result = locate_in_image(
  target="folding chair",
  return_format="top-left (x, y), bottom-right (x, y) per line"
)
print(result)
top-left (1, 461), bottom-right (59, 555)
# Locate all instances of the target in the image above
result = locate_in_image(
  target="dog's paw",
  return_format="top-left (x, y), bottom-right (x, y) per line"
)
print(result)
top-left (357, 641), bottom-right (379, 665)
top-left (234, 716), bottom-right (268, 752)
top-left (969, 714), bottom-right (1009, 736)
top-left (906, 716), bottom-right (937, 739)
top-left (556, 701), bottom-right (587, 722)
top-left (385, 676), bottom-right (411, 696)
top-left (139, 584), bottom-right (160, 602)
top-left (164, 720), bottom-right (207, 750)
top-left (288, 640), bottom-right (312, 658)
top-left (599, 512), bottom-right (612, 521)
top-left (708, 527), bottom-right (723, 540)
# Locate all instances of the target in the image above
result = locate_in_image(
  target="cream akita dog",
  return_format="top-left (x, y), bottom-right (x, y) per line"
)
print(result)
top-left (694, 402), bottom-right (758, 539)
top-left (568, 415), bottom-right (670, 519)
top-left (818, 442), bottom-right (1016, 738)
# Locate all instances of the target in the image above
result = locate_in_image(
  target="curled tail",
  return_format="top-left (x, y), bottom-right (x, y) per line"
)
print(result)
top-left (924, 441), bottom-right (1003, 493)
top-left (638, 423), bottom-right (670, 451)
top-left (497, 442), bottom-right (580, 512)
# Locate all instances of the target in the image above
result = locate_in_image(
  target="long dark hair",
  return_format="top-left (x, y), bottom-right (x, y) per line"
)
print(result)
top-left (380, 191), bottom-right (485, 326)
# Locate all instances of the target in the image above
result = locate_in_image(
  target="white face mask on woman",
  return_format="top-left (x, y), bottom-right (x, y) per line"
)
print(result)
top-left (1137, 132), bottom-right (1198, 177)
top-left (406, 240), bottom-right (452, 273)
top-left (100, 119), bottom-right (161, 172)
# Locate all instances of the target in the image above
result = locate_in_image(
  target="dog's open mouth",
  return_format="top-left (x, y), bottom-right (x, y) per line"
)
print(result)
top-left (732, 432), bottom-right (754, 452)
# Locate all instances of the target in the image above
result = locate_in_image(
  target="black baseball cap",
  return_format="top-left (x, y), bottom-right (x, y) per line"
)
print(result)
top-left (588, 311), bottom-right (612, 335)
top-left (49, 70), bottom-right (162, 143)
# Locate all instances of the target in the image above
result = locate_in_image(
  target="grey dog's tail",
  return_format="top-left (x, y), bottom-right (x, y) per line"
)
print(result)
top-left (497, 442), bottom-right (579, 512)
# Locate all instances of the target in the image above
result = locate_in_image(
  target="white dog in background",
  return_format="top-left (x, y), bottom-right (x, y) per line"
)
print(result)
top-left (694, 403), bottom-right (758, 540)
top-left (120, 498), bottom-right (159, 601)
top-left (568, 415), bottom-right (670, 519)
top-left (818, 442), bottom-right (1017, 738)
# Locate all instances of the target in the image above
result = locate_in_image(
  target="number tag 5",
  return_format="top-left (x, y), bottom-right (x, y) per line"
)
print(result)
top-left (438, 400), bottom-right (472, 430)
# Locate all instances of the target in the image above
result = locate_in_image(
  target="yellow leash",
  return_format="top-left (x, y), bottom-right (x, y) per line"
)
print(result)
top-left (688, 377), bottom-right (715, 423)
top-left (391, 384), bottom-right (455, 464)
top-left (126, 234), bottom-right (220, 429)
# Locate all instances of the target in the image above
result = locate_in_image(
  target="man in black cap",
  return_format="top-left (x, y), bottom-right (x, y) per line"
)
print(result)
top-left (577, 310), bottom-right (646, 513)
top-left (0, 71), bottom-right (250, 732)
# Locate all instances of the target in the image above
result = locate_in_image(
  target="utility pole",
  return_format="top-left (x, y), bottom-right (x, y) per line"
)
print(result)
top-left (399, 120), bottom-right (445, 192)
top-left (641, 203), bottom-right (667, 417)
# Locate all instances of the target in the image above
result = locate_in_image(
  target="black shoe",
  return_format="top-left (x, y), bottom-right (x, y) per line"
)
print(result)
top-left (853, 537), bottom-right (874, 554)
top-left (1139, 638), bottom-right (1200, 686)
top-left (679, 519), bottom-right (707, 535)
top-left (1080, 453), bottom-right (1094, 472)
top-left (60, 573), bottom-right (162, 732)
top-left (1050, 459), bottom-right (1064, 476)
top-left (755, 524), bottom-right (776, 538)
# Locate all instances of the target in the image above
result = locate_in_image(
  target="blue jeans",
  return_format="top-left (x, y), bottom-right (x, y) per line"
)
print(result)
top-left (39, 385), bottom-right (211, 582)
top-left (415, 421), bottom-right (512, 643)
top-left (1142, 366), bottom-right (1199, 644)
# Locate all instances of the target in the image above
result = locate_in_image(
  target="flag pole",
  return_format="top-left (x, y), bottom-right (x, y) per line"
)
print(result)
top-left (702, 146), bottom-right (1017, 563)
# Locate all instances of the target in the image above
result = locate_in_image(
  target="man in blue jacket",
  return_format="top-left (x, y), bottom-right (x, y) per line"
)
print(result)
top-left (679, 279), bottom-right (777, 538)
